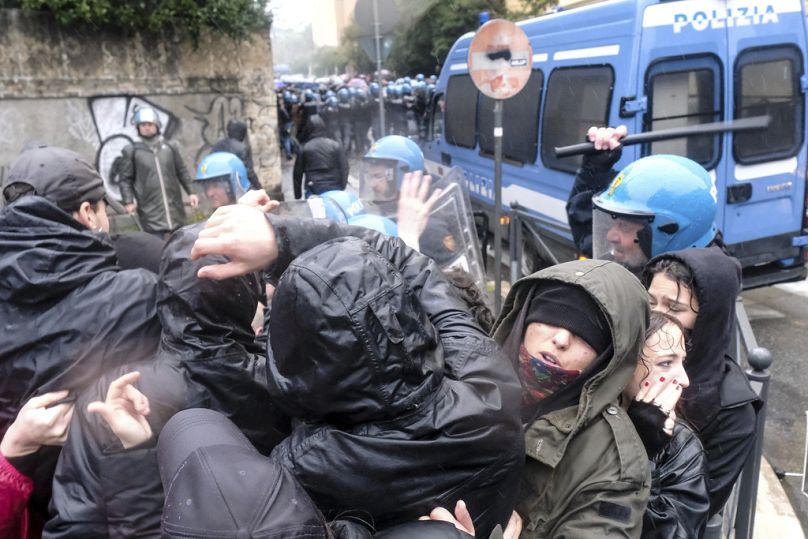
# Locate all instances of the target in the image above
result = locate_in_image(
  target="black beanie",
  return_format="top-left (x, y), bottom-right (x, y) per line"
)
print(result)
top-left (524, 283), bottom-right (611, 355)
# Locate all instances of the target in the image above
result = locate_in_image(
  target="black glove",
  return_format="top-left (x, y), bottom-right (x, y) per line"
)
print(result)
top-left (627, 400), bottom-right (672, 458)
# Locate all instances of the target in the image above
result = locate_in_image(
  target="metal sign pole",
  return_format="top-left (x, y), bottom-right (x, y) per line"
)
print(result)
top-left (494, 99), bottom-right (503, 313)
top-left (372, 0), bottom-right (386, 137)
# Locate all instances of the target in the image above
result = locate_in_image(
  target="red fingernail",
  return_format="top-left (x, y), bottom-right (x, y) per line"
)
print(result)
top-left (644, 381), bottom-right (650, 387)
top-left (659, 377), bottom-right (666, 382)
top-left (672, 379), bottom-right (678, 385)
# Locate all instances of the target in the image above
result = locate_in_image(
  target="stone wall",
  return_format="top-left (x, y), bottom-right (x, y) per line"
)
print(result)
top-left (0, 8), bottom-right (281, 204)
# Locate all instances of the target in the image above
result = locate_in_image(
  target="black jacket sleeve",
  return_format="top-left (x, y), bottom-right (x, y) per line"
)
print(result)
top-left (628, 400), bottom-right (672, 458)
top-left (565, 149), bottom-right (621, 258)
top-left (643, 422), bottom-right (710, 538)
top-left (118, 144), bottom-right (136, 204)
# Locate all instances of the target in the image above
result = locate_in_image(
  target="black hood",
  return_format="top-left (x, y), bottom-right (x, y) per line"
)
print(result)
top-left (645, 247), bottom-right (741, 430)
top-left (268, 236), bottom-right (443, 426)
top-left (226, 119), bottom-right (248, 142)
top-left (299, 114), bottom-right (330, 143)
top-left (0, 196), bottom-right (118, 303)
top-left (157, 223), bottom-right (263, 357)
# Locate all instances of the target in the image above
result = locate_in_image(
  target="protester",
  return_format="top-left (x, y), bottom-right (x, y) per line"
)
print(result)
top-left (210, 119), bottom-right (261, 190)
top-left (623, 311), bottom-right (710, 537)
top-left (293, 114), bottom-right (349, 199)
top-left (119, 107), bottom-right (199, 237)
top-left (189, 204), bottom-right (524, 537)
top-left (643, 248), bottom-right (760, 516)
top-left (46, 223), bottom-right (289, 537)
top-left (489, 259), bottom-right (651, 536)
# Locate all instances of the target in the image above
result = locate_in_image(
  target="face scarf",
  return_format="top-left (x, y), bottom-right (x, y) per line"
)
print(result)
top-left (519, 344), bottom-right (582, 404)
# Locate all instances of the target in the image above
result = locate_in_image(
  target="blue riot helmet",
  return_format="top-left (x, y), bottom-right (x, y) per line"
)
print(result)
top-left (415, 73), bottom-right (425, 82)
top-left (288, 93), bottom-right (299, 105)
top-left (303, 89), bottom-right (317, 103)
top-left (403, 76), bottom-right (412, 85)
top-left (369, 82), bottom-right (380, 97)
top-left (337, 88), bottom-right (350, 103)
top-left (400, 83), bottom-right (413, 96)
top-left (426, 83), bottom-right (436, 96)
top-left (591, 154), bottom-right (718, 272)
top-left (325, 96), bottom-right (338, 109)
top-left (325, 89), bottom-right (336, 99)
top-left (282, 90), bottom-right (293, 103)
top-left (132, 107), bottom-right (162, 134)
top-left (348, 214), bottom-right (398, 237)
top-left (321, 190), bottom-right (366, 221)
top-left (388, 84), bottom-right (401, 99)
top-left (195, 152), bottom-right (250, 209)
top-left (429, 75), bottom-right (437, 84)
top-left (304, 195), bottom-right (348, 224)
top-left (360, 135), bottom-right (424, 205)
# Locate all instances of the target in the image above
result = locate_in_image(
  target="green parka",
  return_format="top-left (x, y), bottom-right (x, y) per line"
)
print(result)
top-left (492, 259), bottom-right (651, 538)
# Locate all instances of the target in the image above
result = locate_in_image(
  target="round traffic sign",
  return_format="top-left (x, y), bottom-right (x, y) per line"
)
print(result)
top-left (467, 19), bottom-right (532, 100)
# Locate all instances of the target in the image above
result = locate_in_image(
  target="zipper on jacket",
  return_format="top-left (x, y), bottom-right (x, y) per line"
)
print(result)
top-left (152, 144), bottom-right (174, 231)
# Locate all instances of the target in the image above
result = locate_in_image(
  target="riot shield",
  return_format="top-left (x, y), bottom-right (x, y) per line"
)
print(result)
top-left (420, 167), bottom-right (488, 300)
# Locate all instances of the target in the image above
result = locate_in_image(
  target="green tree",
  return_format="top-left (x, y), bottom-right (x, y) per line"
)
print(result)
top-left (17, 0), bottom-right (270, 43)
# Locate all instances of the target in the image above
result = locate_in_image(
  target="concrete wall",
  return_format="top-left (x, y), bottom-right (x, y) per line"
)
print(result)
top-left (0, 8), bottom-right (281, 202)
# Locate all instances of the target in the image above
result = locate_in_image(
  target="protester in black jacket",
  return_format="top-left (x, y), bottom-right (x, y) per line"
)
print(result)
top-left (45, 223), bottom-right (290, 538)
top-left (190, 206), bottom-right (524, 538)
top-left (211, 119), bottom-right (261, 190)
top-left (0, 146), bottom-right (162, 530)
top-left (643, 247), bottom-right (761, 517)
top-left (293, 114), bottom-right (349, 199)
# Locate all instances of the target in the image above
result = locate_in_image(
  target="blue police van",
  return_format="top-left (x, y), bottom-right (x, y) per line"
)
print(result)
top-left (421, 0), bottom-right (808, 287)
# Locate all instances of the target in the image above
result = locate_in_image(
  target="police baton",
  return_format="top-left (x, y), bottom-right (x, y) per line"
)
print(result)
top-left (553, 115), bottom-right (771, 158)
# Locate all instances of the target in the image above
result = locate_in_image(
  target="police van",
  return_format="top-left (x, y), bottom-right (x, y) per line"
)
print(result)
top-left (421, 0), bottom-right (808, 287)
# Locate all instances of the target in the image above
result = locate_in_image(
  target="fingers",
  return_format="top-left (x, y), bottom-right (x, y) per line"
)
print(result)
top-left (197, 261), bottom-right (247, 281)
top-left (503, 511), bottom-right (523, 539)
top-left (428, 507), bottom-right (457, 523)
top-left (107, 371), bottom-right (142, 399)
top-left (416, 173), bottom-right (432, 202)
top-left (422, 188), bottom-right (443, 214)
top-left (587, 126), bottom-right (598, 141)
top-left (124, 384), bottom-right (150, 416)
top-left (654, 381), bottom-right (682, 412)
top-left (86, 401), bottom-right (114, 424)
top-left (261, 200), bottom-right (280, 213)
top-left (27, 389), bottom-right (70, 410)
top-left (453, 500), bottom-right (475, 536)
top-left (190, 237), bottom-right (233, 261)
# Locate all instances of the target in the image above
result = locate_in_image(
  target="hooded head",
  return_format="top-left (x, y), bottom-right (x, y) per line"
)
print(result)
top-left (268, 237), bottom-right (442, 426)
top-left (157, 223), bottom-right (263, 356)
top-left (492, 259), bottom-right (649, 424)
top-left (226, 119), bottom-right (248, 142)
top-left (642, 246), bottom-right (741, 429)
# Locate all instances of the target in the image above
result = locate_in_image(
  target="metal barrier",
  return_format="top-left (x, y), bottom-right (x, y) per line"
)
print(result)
top-left (502, 211), bottom-right (773, 539)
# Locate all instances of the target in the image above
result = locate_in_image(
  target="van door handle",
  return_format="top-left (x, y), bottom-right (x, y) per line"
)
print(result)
top-left (441, 152), bottom-right (452, 166)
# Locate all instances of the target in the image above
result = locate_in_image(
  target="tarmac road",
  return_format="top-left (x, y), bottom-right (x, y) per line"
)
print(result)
top-left (742, 277), bottom-right (808, 530)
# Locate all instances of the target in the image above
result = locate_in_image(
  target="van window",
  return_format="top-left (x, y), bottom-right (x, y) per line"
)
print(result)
top-left (541, 66), bottom-right (614, 173)
top-left (429, 93), bottom-right (444, 141)
top-left (645, 56), bottom-right (722, 167)
top-left (734, 46), bottom-right (803, 164)
top-left (478, 70), bottom-right (544, 164)
top-left (445, 75), bottom-right (477, 149)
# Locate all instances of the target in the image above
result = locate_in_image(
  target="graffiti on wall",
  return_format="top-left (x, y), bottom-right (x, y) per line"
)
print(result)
top-left (185, 95), bottom-right (244, 164)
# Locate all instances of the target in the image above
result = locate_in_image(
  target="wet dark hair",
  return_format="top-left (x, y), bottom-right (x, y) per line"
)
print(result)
top-left (635, 311), bottom-right (687, 411)
top-left (443, 267), bottom-right (494, 333)
top-left (642, 257), bottom-right (700, 316)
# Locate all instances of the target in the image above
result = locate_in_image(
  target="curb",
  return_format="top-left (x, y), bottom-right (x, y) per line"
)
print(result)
top-left (753, 457), bottom-right (805, 538)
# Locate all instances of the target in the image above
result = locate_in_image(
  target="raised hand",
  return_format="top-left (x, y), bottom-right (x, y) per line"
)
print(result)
top-left (87, 371), bottom-right (152, 449)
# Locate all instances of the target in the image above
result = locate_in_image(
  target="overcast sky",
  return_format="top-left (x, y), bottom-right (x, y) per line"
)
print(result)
top-left (269, 0), bottom-right (316, 30)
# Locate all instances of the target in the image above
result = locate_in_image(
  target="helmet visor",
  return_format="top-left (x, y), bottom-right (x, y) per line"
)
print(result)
top-left (359, 158), bottom-right (398, 203)
top-left (198, 176), bottom-right (234, 209)
top-left (592, 206), bottom-right (654, 272)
